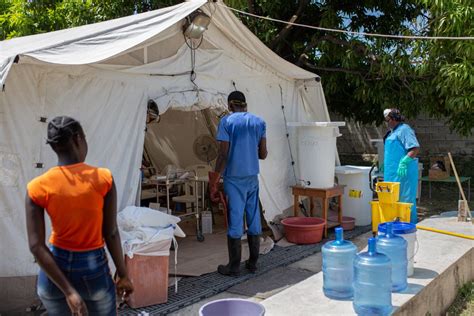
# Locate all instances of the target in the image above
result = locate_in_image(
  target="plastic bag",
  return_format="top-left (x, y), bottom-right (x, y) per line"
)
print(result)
top-left (118, 206), bottom-right (186, 258)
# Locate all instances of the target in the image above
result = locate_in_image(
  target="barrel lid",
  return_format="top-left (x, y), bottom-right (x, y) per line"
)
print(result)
top-left (287, 121), bottom-right (346, 127)
top-left (335, 165), bottom-right (372, 175)
top-left (378, 221), bottom-right (416, 234)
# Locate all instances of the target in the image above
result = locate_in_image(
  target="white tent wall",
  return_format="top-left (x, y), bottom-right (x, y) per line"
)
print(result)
top-left (0, 64), bottom-right (148, 277)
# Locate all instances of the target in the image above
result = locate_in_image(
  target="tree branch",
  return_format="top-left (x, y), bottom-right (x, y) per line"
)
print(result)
top-left (299, 57), bottom-right (363, 75)
top-left (270, 0), bottom-right (310, 53)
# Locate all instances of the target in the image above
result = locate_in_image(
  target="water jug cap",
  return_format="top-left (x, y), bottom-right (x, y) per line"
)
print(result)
top-left (385, 222), bottom-right (394, 237)
top-left (368, 237), bottom-right (377, 255)
top-left (335, 227), bottom-right (343, 244)
top-left (323, 227), bottom-right (355, 250)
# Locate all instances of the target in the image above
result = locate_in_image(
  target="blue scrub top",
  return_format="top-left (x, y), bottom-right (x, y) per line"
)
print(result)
top-left (216, 112), bottom-right (266, 177)
top-left (383, 123), bottom-right (419, 180)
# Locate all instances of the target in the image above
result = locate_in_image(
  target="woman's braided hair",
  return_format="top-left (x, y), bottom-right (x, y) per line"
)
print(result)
top-left (46, 116), bottom-right (83, 147)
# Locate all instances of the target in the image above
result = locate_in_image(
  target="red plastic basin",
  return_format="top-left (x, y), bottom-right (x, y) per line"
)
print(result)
top-left (328, 215), bottom-right (356, 231)
top-left (281, 217), bottom-right (326, 244)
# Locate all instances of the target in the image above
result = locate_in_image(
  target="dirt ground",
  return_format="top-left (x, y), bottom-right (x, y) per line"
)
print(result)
top-left (417, 182), bottom-right (471, 220)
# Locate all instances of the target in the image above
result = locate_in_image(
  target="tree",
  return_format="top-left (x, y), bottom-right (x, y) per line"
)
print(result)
top-left (1, 0), bottom-right (472, 135)
top-left (0, 0), bottom-right (178, 39)
top-left (226, 0), bottom-right (473, 135)
top-left (415, 0), bottom-right (473, 136)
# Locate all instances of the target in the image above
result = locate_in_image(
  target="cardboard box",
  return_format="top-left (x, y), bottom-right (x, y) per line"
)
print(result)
top-left (428, 156), bottom-right (450, 180)
top-left (428, 169), bottom-right (449, 180)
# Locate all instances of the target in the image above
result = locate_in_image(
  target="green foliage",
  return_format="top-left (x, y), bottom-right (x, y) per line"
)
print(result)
top-left (0, 0), bottom-right (472, 135)
top-left (416, 0), bottom-right (473, 136)
top-left (224, 1), bottom-right (431, 125)
top-left (225, 0), bottom-right (473, 135)
top-left (445, 281), bottom-right (473, 316)
top-left (0, 0), bottom-right (178, 39)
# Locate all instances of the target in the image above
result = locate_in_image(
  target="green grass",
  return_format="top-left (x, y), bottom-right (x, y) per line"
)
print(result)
top-left (446, 282), bottom-right (474, 316)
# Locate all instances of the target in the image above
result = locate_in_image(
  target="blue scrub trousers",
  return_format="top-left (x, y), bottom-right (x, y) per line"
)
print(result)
top-left (224, 175), bottom-right (262, 239)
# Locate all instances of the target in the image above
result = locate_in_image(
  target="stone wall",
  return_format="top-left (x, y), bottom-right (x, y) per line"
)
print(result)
top-left (333, 113), bottom-right (474, 177)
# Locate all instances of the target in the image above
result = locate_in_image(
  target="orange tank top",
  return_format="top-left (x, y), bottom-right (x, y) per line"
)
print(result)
top-left (27, 163), bottom-right (113, 251)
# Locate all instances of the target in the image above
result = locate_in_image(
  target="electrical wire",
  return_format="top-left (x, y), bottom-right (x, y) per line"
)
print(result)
top-left (218, 3), bottom-right (474, 41)
top-left (183, 33), bottom-right (204, 91)
top-left (279, 84), bottom-right (298, 186)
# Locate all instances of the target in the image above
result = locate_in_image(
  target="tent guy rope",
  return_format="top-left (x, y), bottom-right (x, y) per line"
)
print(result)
top-left (217, 3), bottom-right (474, 41)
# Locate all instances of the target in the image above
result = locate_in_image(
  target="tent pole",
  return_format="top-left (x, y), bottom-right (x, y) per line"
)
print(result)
top-left (202, 108), bottom-right (216, 138)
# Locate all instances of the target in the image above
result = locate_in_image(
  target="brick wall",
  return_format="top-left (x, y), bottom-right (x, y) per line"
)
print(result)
top-left (333, 113), bottom-right (474, 176)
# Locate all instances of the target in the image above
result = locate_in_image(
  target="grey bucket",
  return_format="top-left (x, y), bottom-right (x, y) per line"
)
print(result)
top-left (199, 298), bottom-right (265, 316)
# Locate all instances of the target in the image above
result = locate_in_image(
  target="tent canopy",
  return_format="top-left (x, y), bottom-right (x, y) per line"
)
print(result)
top-left (0, 0), bottom-right (317, 85)
top-left (0, 0), bottom-right (331, 277)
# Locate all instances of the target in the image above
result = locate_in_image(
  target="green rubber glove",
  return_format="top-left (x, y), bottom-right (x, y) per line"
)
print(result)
top-left (397, 155), bottom-right (414, 178)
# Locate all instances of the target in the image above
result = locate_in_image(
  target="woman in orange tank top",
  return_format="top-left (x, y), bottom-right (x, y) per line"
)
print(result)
top-left (26, 116), bottom-right (133, 315)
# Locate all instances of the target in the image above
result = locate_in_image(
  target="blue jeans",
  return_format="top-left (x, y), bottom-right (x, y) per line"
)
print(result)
top-left (224, 175), bottom-right (262, 239)
top-left (37, 246), bottom-right (116, 316)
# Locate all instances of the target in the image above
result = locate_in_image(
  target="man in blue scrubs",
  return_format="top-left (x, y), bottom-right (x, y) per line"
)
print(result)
top-left (209, 91), bottom-right (268, 276)
top-left (383, 109), bottom-right (420, 223)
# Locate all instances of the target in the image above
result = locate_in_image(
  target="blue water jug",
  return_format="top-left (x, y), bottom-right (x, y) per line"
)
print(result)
top-left (322, 227), bottom-right (357, 299)
top-left (376, 222), bottom-right (408, 292)
top-left (353, 238), bottom-right (392, 316)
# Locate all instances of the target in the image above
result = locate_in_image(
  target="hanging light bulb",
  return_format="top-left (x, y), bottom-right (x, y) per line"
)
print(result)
top-left (183, 10), bottom-right (211, 39)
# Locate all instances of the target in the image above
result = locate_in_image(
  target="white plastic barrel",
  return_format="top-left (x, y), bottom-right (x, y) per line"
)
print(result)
top-left (335, 166), bottom-right (372, 226)
top-left (288, 122), bottom-right (345, 188)
top-left (370, 139), bottom-right (384, 170)
top-left (403, 231), bottom-right (417, 277)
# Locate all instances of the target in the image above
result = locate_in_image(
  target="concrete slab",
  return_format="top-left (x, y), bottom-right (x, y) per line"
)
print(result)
top-left (227, 267), bottom-right (315, 299)
top-left (0, 276), bottom-right (38, 315)
top-left (261, 215), bottom-right (473, 316)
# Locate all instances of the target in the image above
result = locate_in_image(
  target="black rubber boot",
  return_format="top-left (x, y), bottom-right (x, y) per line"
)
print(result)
top-left (217, 236), bottom-right (241, 276)
top-left (245, 235), bottom-right (260, 273)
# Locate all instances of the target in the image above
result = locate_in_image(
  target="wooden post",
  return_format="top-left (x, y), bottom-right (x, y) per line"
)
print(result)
top-left (293, 193), bottom-right (299, 217)
top-left (448, 152), bottom-right (473, 223)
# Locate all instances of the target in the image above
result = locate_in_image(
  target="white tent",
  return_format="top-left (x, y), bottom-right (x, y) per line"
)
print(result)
top-left (0, 0), bottom-right (331, 277)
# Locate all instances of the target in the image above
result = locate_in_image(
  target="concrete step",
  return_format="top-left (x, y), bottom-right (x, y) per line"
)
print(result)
top-left (261, 214), bottom-right (473, 315)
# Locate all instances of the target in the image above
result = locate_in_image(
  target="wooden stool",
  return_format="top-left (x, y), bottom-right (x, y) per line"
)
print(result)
top-left (291, 185), bottom-right (345, 237)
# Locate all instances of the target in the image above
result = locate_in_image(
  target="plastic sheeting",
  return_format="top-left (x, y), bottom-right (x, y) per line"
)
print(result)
top-left (118, 206), bottom-right (185, 258)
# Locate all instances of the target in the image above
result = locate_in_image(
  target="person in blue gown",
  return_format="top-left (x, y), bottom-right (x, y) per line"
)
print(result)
top-left (383, 109), bottom-right (420, 223)
top-left (208, 91), bottom-right (268, 276)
